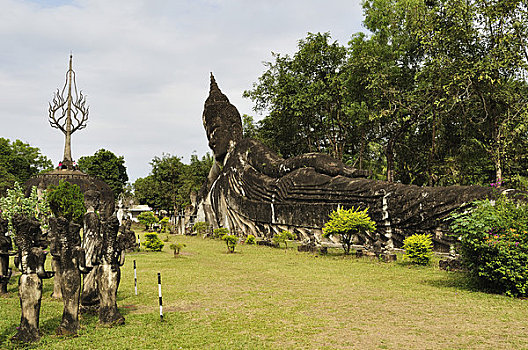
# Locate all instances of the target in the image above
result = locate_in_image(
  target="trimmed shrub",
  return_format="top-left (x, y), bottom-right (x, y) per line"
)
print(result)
top-left (213, 227), bottom-right (229, 239)
top-left (449, 195), bottom-right (528, 297)
top-left (222, 234), bottom-right (238, 253)
top-left (46, 180), bottom-right (85, 224)
top-left (245, 234), bottom-right (256, 245)
top-left (272, 230), bottom-right (296, 249)
top-left (138, 211), bottom-right (159, 230)
top-left (144, 232), bottom-right (164, 252)
top-left (323, 207), bottom-right (376, 255)
top-left (193, 221), bottom-right (208, 235)
top-left (402, 234), bottom-right (433, 265)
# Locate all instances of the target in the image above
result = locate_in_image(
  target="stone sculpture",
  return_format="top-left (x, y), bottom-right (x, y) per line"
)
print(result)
top-left (80, 190), bottom-right (103, 309)
top-left (196, 74), bottom-right (504, 252)
top-left (0, 216), bottom-right (14, 294)
top-left (118, 218), bottom-right (138, 252)
top-left (98, 215), bottom-right (125, 325)
top-left (11, 214), bottom-right (53, 343)
top-left (49, 216), bottom-right (89, 335)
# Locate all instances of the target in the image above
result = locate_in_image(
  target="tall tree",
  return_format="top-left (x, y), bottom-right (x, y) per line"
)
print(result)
top-left (417, 0), bottom-right (528, 184)
top-left (78, 149), bottom-right (128, 199)
top-left (244, 32), bottom-right (353, 160)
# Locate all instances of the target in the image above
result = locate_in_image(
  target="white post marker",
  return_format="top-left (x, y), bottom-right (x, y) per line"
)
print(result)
top-left (137, 235), bottom-right (141, 249)
top-left (158, 272), bottom-right (163, 321)
top-left (134, 260), bottom-right (138, 295)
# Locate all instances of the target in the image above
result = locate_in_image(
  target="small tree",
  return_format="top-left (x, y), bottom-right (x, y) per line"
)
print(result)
top-left (138, 211), bottom-right (159, 231)
top-left (322, 207), bottom-right (376, 255)
top-left (272, 230), bottom-right (296, 249)
top-left (169, 242), bottom-right (186, 257)
top-left (46, 180), bottom-right (85, 224)
top-left (222, 234), bottom-right (238, 253)
top-left (144, 232), bottom-right (164, 252)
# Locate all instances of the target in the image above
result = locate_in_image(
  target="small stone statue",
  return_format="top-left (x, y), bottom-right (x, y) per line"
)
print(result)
top-left (11, 214), bottom-right (53, 343)
top-left (0, 216), bottom-right (14, 294)
top-left (49, 216), bottom-right (90, 335)
top-left (98, 215), bottom-right (125, 325)
top-left (118, 218), bottom-right (138, 252)
top-left (81, 190), bottom-right (103, 309)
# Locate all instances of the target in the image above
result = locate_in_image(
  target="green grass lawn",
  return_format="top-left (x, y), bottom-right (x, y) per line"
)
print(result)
top-left (2, 232), bottom-right (528, 349)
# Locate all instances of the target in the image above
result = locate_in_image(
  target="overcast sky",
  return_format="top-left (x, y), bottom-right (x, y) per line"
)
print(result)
top-left (1, 0), bottom-right (365, 182)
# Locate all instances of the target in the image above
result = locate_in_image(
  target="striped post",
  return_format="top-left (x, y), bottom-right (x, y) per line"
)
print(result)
top-left (158, 272), bottom-right (163, 321)
top-left (134, 260), bottom-right (138, 295)
top-left (138, 235), bottom-right (141, 249)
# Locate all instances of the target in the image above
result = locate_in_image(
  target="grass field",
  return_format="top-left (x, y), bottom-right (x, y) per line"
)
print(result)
top-left (1, 231), bottom-right (528, 349)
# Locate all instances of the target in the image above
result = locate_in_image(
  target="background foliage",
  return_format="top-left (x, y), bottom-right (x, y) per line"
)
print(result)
top-left (244, 0), bottom-right (528, 187)
top-left (78, 148), bottom-right (129, 200)
top-left (0, 138), bottom-right (52, 196)
top-left (133, 153), bottom-right (213, 214)
top-left (46, 180), bottom-right (86, 224)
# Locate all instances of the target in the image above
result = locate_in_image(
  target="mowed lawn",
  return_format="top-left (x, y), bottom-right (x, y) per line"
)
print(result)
top-left (1, 232), bottom-right (528, 349)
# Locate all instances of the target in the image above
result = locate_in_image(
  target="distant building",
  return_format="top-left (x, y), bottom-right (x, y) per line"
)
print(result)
top-left (121, 204), bottom-right (152, 223)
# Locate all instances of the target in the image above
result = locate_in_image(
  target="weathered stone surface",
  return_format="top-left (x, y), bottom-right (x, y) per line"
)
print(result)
top-left (0, 216), bottom-right (14, 294)
top-left (195, 75), bottom-right (505, 252)
top-left (439, 257), bottom-right (464, 271)
top-left (11, 214), bottom-right (53, 343)
top-left (49, 217), bottom-right (87, 336)
top-left (25, 169), bottom-right (115, 217)
top-left (118, 218), bottom-right (138, 252)
top-left (97, 215), bottom-right (125, 326)
top-left (80, 189), bottom-right (104, 309)
top-left (26, 171), bottom-right (114, 302)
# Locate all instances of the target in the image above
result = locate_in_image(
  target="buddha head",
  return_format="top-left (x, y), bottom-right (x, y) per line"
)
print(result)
top-left (202, 74), bottom-right (243, 163)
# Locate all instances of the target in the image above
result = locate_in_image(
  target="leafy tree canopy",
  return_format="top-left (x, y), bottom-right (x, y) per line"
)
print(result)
top-left (133, 153), bottom-right (213, 213)
top-left (244, 0), bottom-right (528, 188)
top-left (78, 149), bottom-right (129, 200)
top-left (0, 138), bottom-right (53, 196)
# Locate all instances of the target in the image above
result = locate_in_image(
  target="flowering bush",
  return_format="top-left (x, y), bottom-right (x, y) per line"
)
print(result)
top-left (449, 195), bottom-right (528, 297)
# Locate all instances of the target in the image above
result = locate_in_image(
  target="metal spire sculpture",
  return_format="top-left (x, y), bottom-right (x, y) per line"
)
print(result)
top-left (48, 54), bottom-right (89, 170)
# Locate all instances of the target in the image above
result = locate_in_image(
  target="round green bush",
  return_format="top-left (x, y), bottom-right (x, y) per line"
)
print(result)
top-left (245, 234), bottom-right (256, 245)
top-left (450, 196), bottom-right (528, 297)
top-left (402, 233), bottom-right (433, 265)
top-left (213, 227), bottom-right (229, 239)
top-left (46, 180), bottom-right (85, 224)
top-left (144, 232), bottom-right (164, 252)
